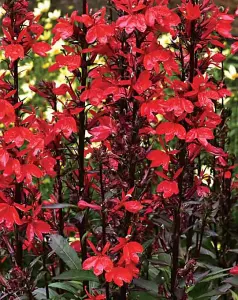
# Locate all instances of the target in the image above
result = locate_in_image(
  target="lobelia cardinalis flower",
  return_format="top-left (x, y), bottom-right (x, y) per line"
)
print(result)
top-left (111, 237), bottom-right (144, 265)
top-left (112, 188), bottom-right (143, 214)
top-left (230, 266), bottom-right (238, 275)
top-left (82, 240), bottom-right (113, 276)
top-left (85, 288), bottom-right (106, 300)
top-left (0, 0), bottom-right (236, 298)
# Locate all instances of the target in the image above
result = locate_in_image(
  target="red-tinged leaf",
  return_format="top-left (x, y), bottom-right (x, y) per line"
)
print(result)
top-left (105, 267), bottom-right (133, 287)
top-left (147, 150), bottom-right (170, 170)
top-left (185, 2), bottom-right (201, 20)
top-left (56, 54), bottom-right (81, 71)
top-left (155, 171), bottom-right (170, 180)
top-left (89, 126), bottom-right (112, 142)
top-left (204, 143), bottom-right (226, 156)
top-left (5, 44), bottom-right (24, 61)
top-left (174, 167), bottom-right (184, 180)
top-left (124, 201), bottom-right (143, 213)
top-left (32, 42), bottom-right (51, 57)
top-left (125, 187), bottom-right (135, 198)
top-left (70, 107), bottom-right (84, 115)
top-left (54, 117), bottom-right (77, 138)
top-left (78, 200), bottom-right (102, 211)
top-left (133, 70), bottom-right (152, 94)
top-left (52, 84), bottom-right (69, 95)
top-left (14, 203), bottom-right (32, 212)
top-left (231, 42), bottom-right (238, 54)
top-left (157, 180), bottom-right (179, 198)
top-left (210, 39), bottom-right (225, 49)
top-left (211, 53), bottom-right (226, 63)
top-left (156, 122), bottom-right (186, 142)
top-left (4, 89), bottom-right (16, 99)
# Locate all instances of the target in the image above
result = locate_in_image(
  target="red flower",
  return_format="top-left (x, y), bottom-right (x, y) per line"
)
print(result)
top-left (86, 24), bottom-right (114, 44)
top-left (50, 54), bottom-right (81, 72)
top-left (230, 266), bottom-right (238, 275)
top-left (113, 189), bottom-right (143, 214)
top-left (5, 44), bottom-right (24, 61)
top-left (111, 237), bottom-right (143, 265)
top-left (0, 193), bottom-right (23, 229)
top-left (116, 14), bottom-right (147, 34)
top-left (70, 241), bottom-right (81, 253)
top-left (78, 200), bottom-right (102, 211)
top-left (231, 42), bottom-right (238, 54)
top-left (25, 205), bottom-right (51, 242)
top-left (184, 2), bottom-right (201, 20)
top-left (52, 16), bottom-right (74, 44)
top-left (186, 127), bottom-right (214, 146)
top-left (82, 240), bottom-right (113, 276)
top-left (85, 288), bottom-right (106, 300)
top-left (156, 122), bottom-right (186, 142)
top-left (133, 70), bottom-right (152, 94)
top-left (54, 117), bottom-right (77, 138)
top-left (105, 266), bottom-right (133, 287)
top-left (0, 100), bottom-right (15, 125)
top-left (32, 42), bottom-right (51, 57)
top-left (147, 150), bottom-right (170, 170)
top-left (157, 181), bottom-right (179, 198)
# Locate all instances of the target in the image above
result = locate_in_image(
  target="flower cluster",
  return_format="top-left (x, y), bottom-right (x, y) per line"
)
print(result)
top-left (0, 0), bottom-right (237, 299)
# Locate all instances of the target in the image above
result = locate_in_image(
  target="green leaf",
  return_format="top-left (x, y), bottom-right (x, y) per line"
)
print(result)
top-left (199, 267), bottom-right (231, 283)
top-left (33, 288), bottom-right (60, 300)
top-left (200, 273), bottom-right (228, 283)
top-left (49, 282), bottom-right (78, 293)
top-left (196, 289), bottom-right (221, 299)
top-left (53, 269), bottom-right (98, 282)
top-left (42, 203), bottom-right (77, 209)
top-left (49, 234), bottom-right (81, 270)
top-left (224, 276), bottom-right (238, 287)
top-left (129, 291), bottom-right (162, 300)
top-left (230, 290), bottom-right (238, 300)
top-left (133, 278), bottom-right (158, 296)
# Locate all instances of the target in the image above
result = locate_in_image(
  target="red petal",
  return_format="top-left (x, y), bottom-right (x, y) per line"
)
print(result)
top-left (5, 44), bottom-right (24, 61)
top-left (32, 42), bottom-right (51, 57)
top-left (124, 201), bottom-right (143, 213)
